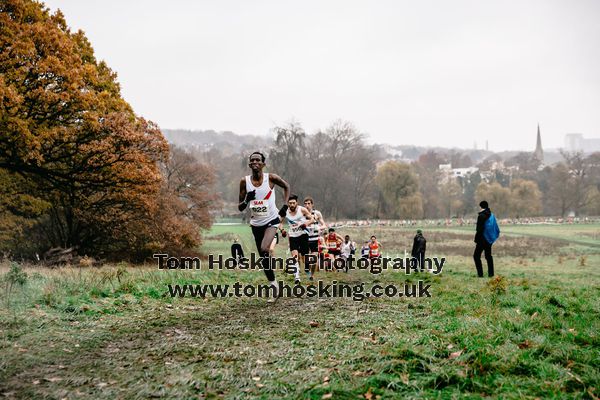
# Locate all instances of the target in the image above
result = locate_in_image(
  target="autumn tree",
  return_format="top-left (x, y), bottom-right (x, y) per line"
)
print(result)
top-left (475, 182), bottom-right (510, 218)
top-left (547, 163), bottom-right (573, 217)
top-left (0, 0), bottom-right (215, 259)
top-left (459, 171), bottom-right (481, 216)
top-left (449, 150), bottom-right (473, 168)
top-left (320, 120), bottom-right (373, 218)
top-left (269, 120), bottom-right (307, 190)
top-left (413, 157), bottom-right (443, 219)
top-left (375, 161), bottom-right (423, 219)
top-left (477, 154), bottom-right (502, 171)
top-left (544, 152), bottom-right (600, 217)
top-left (582, 152), bottom-right (600, 215)
top-left (271, 120), bottom-right (378, 219)
top-left (132, 147), bottom-right (219, 256)
top-left (0, 169), bottom-right (50, 257)
top-left (559, 151), bottom-right (598, 216)
top-left (509, 179), bottom-right (542, 217)
top-left (439, 180), bottom-right (463, 218)
top-left (505, 152), bottom-right (541, 172)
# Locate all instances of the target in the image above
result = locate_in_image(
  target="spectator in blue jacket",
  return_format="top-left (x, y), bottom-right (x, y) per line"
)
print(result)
top-left (474, 201), bottom-right (495, 277)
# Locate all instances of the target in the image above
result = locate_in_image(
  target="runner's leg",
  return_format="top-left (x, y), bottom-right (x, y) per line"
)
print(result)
top-left (251, 224), bottom-right (278, 283)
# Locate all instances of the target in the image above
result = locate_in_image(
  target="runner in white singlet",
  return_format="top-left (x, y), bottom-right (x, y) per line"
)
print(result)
top-left (238, 151), bottom-right (290, 302)
top-left (279, 194), bottom-right (314, 284)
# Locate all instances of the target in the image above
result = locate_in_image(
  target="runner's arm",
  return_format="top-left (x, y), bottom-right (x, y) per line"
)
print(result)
top-left (269, 173), bottom-right (290, 204)
top-left (301, 207), bottom-right (314, 227)
top-left (238, 179), bottom-right (247, 211)
top-left (317, 211), bottom-right (326, 231)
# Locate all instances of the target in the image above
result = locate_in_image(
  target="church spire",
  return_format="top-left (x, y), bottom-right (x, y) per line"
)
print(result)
top-left (534, 123), bottom-right (544, 163)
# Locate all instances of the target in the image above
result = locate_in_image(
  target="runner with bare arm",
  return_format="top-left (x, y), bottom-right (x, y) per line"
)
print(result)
top-left (238, 151), bottom-right (290, 302)
top-left (303, 196), bottom-right (326, 281)
top-left (279, 194), bottom-right (314, 284)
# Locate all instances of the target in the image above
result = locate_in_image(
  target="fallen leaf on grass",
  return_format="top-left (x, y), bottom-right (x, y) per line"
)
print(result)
top-left (518, 340), bottom-right (532, 349)
top-left (449, 350), bottom-right (463, 359)
top-left (322, 394), bottom-right (332, 399)
top-left (255, 383), bottom-right (264, 388)
top-left (401, 373), bottom-right (409, 385)
top-left (364, 388), bottom-right (374, 399)
top-left (32, 380), bottom-right (40, 385)
top-left (252, 376), bottom-right (261, 381)
top-left (323, 376), bottom-right (330, 383)
top-left (566, 370), bottom-right (584, 384)
top-left (309, 321), bottom-right (319, 327)
top-left (531, 312), bottom-right (539, 319)
top-left (369, 332), bottom-right (377, 343)
top-left (353, 369), bottom-right (373, 377)
top-left (44, 377), bottom-right (63, 383)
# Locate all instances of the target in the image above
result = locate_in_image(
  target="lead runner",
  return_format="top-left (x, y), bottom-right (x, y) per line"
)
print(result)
top-left (238, 151), bottom-right (290, 302)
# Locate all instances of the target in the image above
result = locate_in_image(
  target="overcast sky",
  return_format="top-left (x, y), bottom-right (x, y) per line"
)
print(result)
top-left (43, 0), bottom-right (600, 151)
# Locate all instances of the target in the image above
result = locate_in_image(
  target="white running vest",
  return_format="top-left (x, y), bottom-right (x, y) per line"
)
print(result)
top-left (245, 173), bottom-right (278, 226)
top-left (285, 206), bottom-right (308, 238)
top-left (341, 241), bottom-right (353, 257)
top-left (308, 209), bottom-right (320, 241)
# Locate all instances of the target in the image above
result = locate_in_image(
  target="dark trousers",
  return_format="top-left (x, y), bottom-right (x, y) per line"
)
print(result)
top-left (413, 251), bottom-right (425, 271)
top-left (474, 241), bottom-right (494, 277)
top-left (251, 220), bottom-right (279, 282)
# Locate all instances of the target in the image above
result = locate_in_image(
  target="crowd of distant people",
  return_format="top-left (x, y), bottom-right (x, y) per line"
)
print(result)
top-left (329, 216), bottom-right (599, 229)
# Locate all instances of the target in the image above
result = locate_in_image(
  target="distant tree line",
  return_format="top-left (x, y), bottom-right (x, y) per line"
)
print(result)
top-left (192, 119), bottom-right (600, 220)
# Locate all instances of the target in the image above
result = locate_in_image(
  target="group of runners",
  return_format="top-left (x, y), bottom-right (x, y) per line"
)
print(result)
top-left (238, 151), bottom-right (382, 300)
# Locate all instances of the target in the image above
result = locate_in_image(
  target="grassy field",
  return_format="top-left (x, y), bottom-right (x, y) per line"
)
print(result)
top-left (1, 223), bottom-right (599, 399)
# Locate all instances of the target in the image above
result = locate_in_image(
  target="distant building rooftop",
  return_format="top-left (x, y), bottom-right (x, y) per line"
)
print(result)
top-left (564, 133), bottom-right (600, 153)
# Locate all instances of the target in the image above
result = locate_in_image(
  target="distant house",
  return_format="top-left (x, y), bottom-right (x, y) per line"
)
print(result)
top-left (438, 164), bottom-right (479, 183)
top-left (451, 167), bottom-right (479, 178)
top-left (564, 133), bottom-right (600, 153)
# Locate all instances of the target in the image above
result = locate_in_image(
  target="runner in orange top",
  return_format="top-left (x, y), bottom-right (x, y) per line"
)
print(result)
top-left (324, 228), bottom-right (343, 270)
top-left (326, 228), bottom-right (343, 257)
top-left (368, 235), bottom-right (382, 263)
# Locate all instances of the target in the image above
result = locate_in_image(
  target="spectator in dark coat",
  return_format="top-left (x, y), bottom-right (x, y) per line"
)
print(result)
top-left (411, 229), bottom-right (427, 271)
top-left (474, 200), bottom-right (494, 277)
